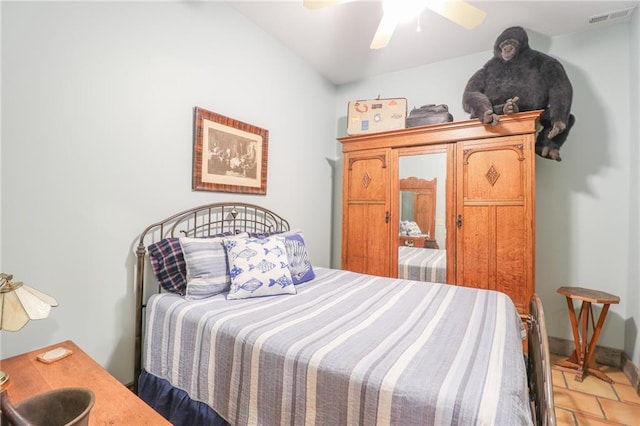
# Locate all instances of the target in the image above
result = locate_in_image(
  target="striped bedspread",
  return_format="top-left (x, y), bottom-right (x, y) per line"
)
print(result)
top-left (398, 246), bottom-right (447, 283)
top-left (144, 267), bottom-right (532, 426)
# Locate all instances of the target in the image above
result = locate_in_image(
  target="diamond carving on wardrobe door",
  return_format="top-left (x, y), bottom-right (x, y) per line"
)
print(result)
top-left (485, 165), bottom-right (500, 186)
top-left (362, 170), bottom-right (372, 188)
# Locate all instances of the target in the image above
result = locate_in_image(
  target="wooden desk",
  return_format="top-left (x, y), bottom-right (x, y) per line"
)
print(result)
top-left (0, 340), bottom-right (170, 425)
top-left (556, 287), bottom-right (620, 383)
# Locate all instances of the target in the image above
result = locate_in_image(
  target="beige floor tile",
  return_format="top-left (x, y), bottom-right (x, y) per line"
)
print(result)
top-left (554, 386), bottom-right (604, 418)
top-left (550, 352), bottom-right (640, 425)
top-left (555, 407), bottom-right (577, 425)
top-left (599, 366), bottom-right (637, 386)
top-left (598, 365), bottom-right (632, 385)
top-left (614, 383), bottom-right (640, 406)
top-left (565, 375), bottom-right (618, 400)
top-left (574, 412), bottom-right (625, 426)
top-left (599, 398), bottom-right (640, 425)
top-left (554, 369), bottom-right (568, 388)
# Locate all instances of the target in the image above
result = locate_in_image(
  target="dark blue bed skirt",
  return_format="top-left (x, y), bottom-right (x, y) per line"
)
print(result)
top-left (138, 369), bottom-right (230, 426)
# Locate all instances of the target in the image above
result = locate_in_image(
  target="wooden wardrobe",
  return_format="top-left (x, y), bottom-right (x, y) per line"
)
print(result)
top-left (338, 110), bottom-right (541, 316)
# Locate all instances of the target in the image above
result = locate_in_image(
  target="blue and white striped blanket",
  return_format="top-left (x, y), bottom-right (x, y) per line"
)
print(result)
top-left (398, 246), bottom-right (447, 283)
top-left (144, 267), bottom-right (532, 426)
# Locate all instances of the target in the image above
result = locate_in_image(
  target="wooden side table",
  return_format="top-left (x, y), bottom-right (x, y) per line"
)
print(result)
top-left (0, 340), bottom-right (170, 425)
top-left (556, 287), bottom-right (620, 383)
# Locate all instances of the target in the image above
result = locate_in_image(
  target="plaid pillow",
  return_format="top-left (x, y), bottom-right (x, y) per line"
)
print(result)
top-left (148, 238), bottom-right (187, 295)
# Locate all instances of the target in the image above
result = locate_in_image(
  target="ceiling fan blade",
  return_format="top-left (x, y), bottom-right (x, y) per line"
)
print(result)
top-left (428, 0), bottom-right (486, 30)
top-left (303, 0), bottom-right (344, 9)
top-left (370, 14), bottom-right (397, 50)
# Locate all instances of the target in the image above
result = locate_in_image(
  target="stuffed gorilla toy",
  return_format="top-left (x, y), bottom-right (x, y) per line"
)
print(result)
top-left (462, 26), bottom-right (575, 161)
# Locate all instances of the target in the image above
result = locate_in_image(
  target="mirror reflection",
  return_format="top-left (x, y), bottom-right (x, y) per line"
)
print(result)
top-left (400, 177), bottom-right (438, 249)
top-left (399, 153), bottom-right (447, 248)
top-left (398, 152), bottom-right (448, 283)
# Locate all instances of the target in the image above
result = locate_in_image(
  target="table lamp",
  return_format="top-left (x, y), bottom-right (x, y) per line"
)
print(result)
top-left (0, 272), bottom-right (58, 386)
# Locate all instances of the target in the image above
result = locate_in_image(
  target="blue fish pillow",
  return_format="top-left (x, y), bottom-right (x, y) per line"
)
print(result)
top-left (280, 230), bottom-right (315, 284)
top-left (223, 236), bottom-right (296, 300)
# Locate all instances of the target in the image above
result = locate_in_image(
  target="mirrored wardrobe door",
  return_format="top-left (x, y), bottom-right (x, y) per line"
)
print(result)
top-left (393, 144), bottom-right (455, 284)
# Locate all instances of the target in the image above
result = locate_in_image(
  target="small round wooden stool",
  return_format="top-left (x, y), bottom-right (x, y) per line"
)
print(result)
top-left (556, 286), bottom-right (620, 383)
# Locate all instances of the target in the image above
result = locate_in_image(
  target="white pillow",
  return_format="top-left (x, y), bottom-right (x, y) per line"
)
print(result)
top-left (223, 236), bottom-right (296, 300)
top-left (403, 220), bottom-right (422, 236)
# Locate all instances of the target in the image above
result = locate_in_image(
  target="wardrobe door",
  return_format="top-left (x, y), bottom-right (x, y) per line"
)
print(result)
top-left (455, 135), bottom-right (535, 315)
top-left (395, 144), bottom-right (455, 283)
top-left (342, 148), bottom-right (392, 277)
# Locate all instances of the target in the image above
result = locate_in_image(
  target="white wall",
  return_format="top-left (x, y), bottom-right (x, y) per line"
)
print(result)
top-left (1, 2), bottom-right (336, 383)
top-left (535, 23), bottom-right (631, 356)
top-left (626, 8), bottom-right (640, 365)
top-left (335, 22), bottom-right (638, 364)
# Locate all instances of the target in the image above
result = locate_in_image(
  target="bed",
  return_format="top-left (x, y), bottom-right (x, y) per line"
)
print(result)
top-left (397, 246), bottom-right (447, 283)
top-left (134, 202), bottom-right (555, 426)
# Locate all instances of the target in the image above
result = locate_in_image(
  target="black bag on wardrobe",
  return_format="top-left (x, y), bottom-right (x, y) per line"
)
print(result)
top-left (405, 104), bottom-right (453, 127)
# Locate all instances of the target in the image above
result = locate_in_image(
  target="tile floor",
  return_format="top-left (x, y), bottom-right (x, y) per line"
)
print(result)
top-left (551, 353), bottom-right (640, 425)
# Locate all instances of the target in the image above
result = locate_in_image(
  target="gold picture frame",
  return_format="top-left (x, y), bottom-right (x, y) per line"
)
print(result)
top-left (192, 107), bottom-right (268, 195)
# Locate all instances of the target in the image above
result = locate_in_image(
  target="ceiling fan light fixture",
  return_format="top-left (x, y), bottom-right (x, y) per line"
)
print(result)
top-left (370, 0), bottom-right (428, 50)
top-left (370, 0), bottom-right (486, 50)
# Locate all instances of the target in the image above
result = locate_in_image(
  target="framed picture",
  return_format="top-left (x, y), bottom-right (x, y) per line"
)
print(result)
top-left (192, 107), bottom-right (268, 195)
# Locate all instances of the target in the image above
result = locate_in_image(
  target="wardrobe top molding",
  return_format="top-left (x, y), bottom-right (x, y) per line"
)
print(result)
top-left (338, 110), bottom-right (543, 152)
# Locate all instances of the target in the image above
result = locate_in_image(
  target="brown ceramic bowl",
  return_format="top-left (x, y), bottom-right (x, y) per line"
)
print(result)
top-left (11, 387), bottom-right (95, 426)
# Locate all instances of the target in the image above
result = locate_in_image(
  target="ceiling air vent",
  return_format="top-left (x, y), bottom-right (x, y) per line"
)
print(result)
top-left (588, 7), bottom-right (635, 24)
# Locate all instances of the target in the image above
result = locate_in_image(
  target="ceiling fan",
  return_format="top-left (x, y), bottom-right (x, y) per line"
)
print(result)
top-left (304, 0), bottom-right (486, 50)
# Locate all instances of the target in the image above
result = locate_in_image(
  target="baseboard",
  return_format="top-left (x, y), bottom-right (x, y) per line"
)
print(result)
top-left (549, 336), bottom-right (639, 395)
top-left (622, 352), bottom-right (640, 395)
top-left (548, 337), bottom-right (578, 360)
top-left (549, 336), bottom-right (624, 366)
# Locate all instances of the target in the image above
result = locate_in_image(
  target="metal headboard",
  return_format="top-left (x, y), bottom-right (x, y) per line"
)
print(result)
top-left (133, 202), bottom-right (290, 392)
top-left (527, 294), bottom-right (556, 426)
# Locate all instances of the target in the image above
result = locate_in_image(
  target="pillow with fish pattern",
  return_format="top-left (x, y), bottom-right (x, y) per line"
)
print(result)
top-left (223, 236), bottom-right (296, 300)
top-left (281, 230), bottom-right (315, 284)
top-left (180, 233), bottom-right (247, 299)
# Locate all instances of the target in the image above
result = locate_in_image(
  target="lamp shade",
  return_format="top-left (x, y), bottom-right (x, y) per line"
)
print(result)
top-left (0, 273), bottom-right (58, 332)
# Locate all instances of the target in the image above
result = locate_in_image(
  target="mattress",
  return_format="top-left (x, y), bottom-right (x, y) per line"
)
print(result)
top-left (144, 267), bottom-right (532, 426)
top-left (398, 246), bottom-right (447, 283)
